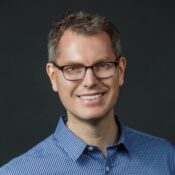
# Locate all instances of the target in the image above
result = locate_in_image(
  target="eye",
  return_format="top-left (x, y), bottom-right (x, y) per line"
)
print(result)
top-left (95, 62), bottom-right (113, 70)
top-left (64, 65), bottom-right (83, 74)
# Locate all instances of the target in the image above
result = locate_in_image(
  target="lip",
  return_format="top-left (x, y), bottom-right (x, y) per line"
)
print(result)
top-left (77, 92), bottom-right (106, 105)
top-left (77, 91), bottom-right (106, 97)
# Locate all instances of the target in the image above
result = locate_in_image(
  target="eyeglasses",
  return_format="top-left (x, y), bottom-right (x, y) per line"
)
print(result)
top-left (51, 57), bottom-right (121, 81)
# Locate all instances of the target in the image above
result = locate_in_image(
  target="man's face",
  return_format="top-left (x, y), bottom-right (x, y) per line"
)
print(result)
top-left (47, 30), bottom-right (126, 123)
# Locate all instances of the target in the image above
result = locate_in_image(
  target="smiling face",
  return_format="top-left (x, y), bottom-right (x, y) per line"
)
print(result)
top-left (46, 30), bottom-right (126, 124)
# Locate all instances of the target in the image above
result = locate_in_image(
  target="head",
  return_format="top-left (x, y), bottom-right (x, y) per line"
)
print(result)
top-left (48, 11), bottom-right (122, 62)
top-left (46, 11), bottom-right (126, 124)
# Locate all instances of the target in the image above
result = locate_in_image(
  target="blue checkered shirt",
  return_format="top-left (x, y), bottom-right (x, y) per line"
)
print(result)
top-left (0, 115), bottom-right (175, 175)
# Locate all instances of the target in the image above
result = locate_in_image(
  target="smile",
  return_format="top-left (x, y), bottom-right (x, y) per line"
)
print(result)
top-left (80, 93), bottom-right (103, 100)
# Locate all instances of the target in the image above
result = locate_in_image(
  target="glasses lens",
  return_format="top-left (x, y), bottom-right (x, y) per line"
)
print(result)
top-left (63, 65), bottom-right (85, 80)
top-left (93, 62), bottom-right (116, 78)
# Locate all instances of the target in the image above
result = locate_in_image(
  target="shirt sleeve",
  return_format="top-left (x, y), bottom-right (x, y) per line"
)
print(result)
top-left (0, 168), bottom-right (9, 175)
top-left (168, 144), bottom-right (175, 174)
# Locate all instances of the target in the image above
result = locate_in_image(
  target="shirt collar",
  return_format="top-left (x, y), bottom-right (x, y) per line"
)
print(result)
top-left (53, 116), bottom-right (87, 161)
top-left (53, 115), bottom-right (132, 161)
top-left (116, 116), bottom-right (133, 155)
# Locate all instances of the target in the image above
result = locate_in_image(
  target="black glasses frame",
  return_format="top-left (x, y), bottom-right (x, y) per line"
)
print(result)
top-left (51, 56), bottom-right (121, 81)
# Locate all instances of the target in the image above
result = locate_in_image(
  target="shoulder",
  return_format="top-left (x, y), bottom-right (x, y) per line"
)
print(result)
top-left (125, 126), bottom-right (175, 159)
top-left (124, 127), bottom-right (175, 173)
top-left (0, 134), bottom-right (68, 175)
top-left (126, 126), bottom-right (174, 147)
top-left (125, 126), bottom-right (175, 150)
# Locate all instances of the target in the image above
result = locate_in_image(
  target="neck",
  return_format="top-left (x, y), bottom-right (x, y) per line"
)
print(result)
top-left (66, 111), bottom-right (119, 157)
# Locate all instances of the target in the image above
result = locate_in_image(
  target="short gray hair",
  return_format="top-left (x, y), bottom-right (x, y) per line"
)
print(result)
top-left (48, 11), bottom-right (122, 62)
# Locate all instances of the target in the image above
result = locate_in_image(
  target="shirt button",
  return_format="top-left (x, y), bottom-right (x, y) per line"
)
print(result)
top-left (105, 166), bottom-right (110, 172)
top-left (88, 146), bottom-right (94, 151)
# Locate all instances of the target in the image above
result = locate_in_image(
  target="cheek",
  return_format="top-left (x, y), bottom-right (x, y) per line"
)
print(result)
top-left (56, 85), bottom-right (74, 110)
top-left (105, 77), bottom-right (120, 101)
top-left (102, 76), bottom-right (119, 90)
top-left (56, 79), bottom-right (78, 102)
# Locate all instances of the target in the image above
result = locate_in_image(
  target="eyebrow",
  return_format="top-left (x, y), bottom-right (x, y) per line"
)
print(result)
top-left (94, 57), bottom-right (116, 63)
top-left (58, 57), bottom-right (116, 66)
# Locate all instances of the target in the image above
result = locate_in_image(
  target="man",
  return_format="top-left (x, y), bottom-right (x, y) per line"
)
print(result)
top-left (0, 11), bottom-right (174, 175)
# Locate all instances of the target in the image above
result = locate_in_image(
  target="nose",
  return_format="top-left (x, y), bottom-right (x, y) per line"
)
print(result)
top-left (81, 68), bottom-right (98, 88)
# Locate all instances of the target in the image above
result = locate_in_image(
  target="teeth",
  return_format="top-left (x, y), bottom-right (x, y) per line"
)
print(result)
top-left (80, 94), bottom-right (102, 100)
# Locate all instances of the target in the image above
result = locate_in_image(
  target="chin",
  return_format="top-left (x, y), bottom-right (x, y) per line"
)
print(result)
top-left (69, 109), bottom-right (112, 124)
top-left (78, 115), bottom-right (105, 125)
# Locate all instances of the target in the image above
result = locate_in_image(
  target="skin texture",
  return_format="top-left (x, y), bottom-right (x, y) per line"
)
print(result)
top-left (46, 30), bottom-right (126, 156)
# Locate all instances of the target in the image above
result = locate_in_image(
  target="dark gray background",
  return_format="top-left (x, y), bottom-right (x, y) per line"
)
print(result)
top-left (0, 0), bottom-right (175, 165)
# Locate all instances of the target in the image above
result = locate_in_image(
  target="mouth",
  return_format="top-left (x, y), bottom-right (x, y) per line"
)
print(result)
top-left (77, 92), bottom-right (106, 104)
top-left (79, 93), bottom-right (103, 100)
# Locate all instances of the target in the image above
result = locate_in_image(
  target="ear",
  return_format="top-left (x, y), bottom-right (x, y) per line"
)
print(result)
top-left (46, 63), bottom-right (58, 92)
top-left (118, 56), bottom-right (126, 86)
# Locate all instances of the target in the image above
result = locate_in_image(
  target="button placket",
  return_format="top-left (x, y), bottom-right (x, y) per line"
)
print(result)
top-left (88, 146), bottom-right (94, 151)
top-left (105, 165), bottom-right (110, 172)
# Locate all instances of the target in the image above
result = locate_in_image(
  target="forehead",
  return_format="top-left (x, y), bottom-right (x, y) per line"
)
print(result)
top-left (56, 30), bottom-right (115, 64)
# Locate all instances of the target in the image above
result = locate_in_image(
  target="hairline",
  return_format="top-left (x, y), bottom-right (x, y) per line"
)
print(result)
top-left (49, 29), bottom-right (120, 62)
